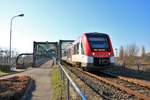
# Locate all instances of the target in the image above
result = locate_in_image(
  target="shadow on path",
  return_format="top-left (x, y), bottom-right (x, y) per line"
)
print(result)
top-left (21, 80), bottom-right (36, 100)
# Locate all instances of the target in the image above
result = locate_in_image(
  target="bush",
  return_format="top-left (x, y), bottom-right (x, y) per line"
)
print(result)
top-left (0, 65), bottom-right (11, 72)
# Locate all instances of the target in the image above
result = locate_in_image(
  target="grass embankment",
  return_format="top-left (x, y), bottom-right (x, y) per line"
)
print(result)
top-left (0, 71), bottom-right (9, 76)
top-left (51, 67), bottom-right (65, 100)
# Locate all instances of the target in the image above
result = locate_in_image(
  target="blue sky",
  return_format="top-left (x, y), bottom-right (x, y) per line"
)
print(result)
top-left (0, 0), bottom-right (150, 53)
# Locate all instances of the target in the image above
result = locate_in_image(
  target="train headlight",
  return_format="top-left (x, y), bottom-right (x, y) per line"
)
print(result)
top-left (92, 52), bottom-right (95, 56)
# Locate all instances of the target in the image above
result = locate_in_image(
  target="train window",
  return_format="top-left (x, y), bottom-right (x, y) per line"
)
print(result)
top-left (73, 44), bottom-right (78, 54)
top-left (75, 45), bottom-right (77, 54)
top-left (64, 51), bottom-right (66, 56)
top-left (73, 44), bottom-right (77, 54)
top-left (86, 34), bottom-right (110, 51)
top-left (71, 48), bottom-right (73, 55)
top-left (81, 43), bottom-right (84, 54)
top-left (73, 45), bottom-right (76, 54)
top-left (90, 40), bottom-right (108, 48)
top-left (77, 43), bottom-right (79, 54)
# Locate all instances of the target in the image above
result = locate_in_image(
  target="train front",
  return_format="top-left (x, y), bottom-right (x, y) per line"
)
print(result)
top-left (82, 33), bottom-right (115, 69)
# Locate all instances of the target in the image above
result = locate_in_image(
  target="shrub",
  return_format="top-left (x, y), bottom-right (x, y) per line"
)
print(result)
top-left (0, 65), bottom-right (11, 72)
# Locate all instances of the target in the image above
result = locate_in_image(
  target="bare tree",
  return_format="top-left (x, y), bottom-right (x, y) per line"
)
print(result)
top-left (119, 46), bottom-right (124, 60)
top-left (141, 46), bottom-right (146, 58)
top-left (126, 44), bottom-right (139, 57)
top-left (145, 52), bottom-right (150, 63)
top-left (0, 47), bottom-right (19, 65)
top-left (125, 44), bottom-right (139, 65)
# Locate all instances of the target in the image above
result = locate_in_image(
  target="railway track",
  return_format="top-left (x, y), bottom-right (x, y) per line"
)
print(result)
top-left (62, 61), bottom-right (150, 100)
top-left (103, 71), bottom-right (150, 92)
top-left (103, 70), bottom-right (150, 89)
top-left (97, 72), bottom-right (150, 99)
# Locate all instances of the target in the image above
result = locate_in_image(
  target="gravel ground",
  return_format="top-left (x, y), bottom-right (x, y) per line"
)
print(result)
top-left (66, 69), bottom-right (102, 100)
top-left (66, 66), bottom-right (138, 100)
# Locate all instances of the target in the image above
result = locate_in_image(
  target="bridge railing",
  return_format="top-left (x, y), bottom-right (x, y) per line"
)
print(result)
top-left (58, 62), bottom-right (87, 100)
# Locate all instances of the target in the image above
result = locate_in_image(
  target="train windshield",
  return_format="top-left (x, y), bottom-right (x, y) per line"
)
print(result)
top-left (86, 34), bottom-right (109, 51)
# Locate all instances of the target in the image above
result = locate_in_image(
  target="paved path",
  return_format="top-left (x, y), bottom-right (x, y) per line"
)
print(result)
top-left (28, 61), bottom-right (53, 100)
top-left (0, 60), bottom-right (54, 100)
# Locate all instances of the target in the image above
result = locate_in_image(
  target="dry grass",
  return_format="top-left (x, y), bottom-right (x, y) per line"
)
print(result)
top-left (51, 67), bottom-right (65, 100)
top-left (0, 71), bottom-right (9, 76)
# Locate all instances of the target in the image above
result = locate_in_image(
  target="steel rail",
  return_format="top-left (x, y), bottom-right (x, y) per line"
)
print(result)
top-left (83, 70), bottom-right (150, 100)
top-left (104, 72), bottom-right (150, 89)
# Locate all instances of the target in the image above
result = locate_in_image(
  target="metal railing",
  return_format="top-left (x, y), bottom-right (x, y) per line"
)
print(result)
top-left (58, 62), bottom-right (87, 100)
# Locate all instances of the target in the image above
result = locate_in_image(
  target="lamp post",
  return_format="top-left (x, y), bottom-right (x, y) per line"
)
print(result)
top-left (9, 14), bottom-right (24, 65)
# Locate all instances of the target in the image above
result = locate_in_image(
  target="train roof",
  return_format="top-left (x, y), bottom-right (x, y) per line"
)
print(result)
top-left (63, 32), bottom-right (109, 50)
top-left (84, 32), bottom-right (108, 36)
top-left (73, 32), bottom-right (109, 44)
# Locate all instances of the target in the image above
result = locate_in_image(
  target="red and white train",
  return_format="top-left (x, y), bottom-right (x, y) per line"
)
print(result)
top-left (62, 32), bottom-right (115, 70)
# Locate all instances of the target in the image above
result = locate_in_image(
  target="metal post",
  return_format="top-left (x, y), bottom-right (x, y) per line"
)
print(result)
top-left (62, 71), bottom-right (65, 85)
top-left (61, 69), bottom-right (64, 84)
top-left (9, 18), bottom-right (13, 65)
top-left (67, 79), bottom-right (70, 100)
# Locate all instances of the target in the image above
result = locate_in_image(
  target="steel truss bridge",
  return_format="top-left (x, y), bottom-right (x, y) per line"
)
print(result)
top-left (16, 40), bottom-right (74, 67)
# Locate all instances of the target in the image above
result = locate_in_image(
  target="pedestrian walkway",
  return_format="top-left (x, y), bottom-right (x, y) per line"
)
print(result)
top-left (0, 60), bottom-right (53, 100)
top-left (28, 60), bottom-right (53, 100)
